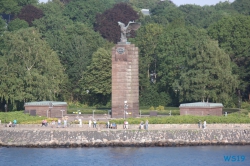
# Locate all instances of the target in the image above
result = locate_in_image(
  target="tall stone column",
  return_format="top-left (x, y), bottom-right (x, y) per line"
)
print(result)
top-left (111, 43), bottom-right (139, 118)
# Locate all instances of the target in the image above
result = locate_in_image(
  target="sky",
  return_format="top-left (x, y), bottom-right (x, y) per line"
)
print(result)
top-left (39, 0), bottom-right (235, 6)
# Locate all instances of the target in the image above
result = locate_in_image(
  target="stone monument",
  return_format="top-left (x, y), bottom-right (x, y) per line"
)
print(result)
top-left (111, 21), bottom-right (141, 118)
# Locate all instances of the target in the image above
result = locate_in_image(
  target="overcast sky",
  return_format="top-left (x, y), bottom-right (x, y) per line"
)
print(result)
top-left (39, 0), bottom-right (235, 6)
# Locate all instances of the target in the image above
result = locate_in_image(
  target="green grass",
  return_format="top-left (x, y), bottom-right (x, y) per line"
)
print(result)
top-left (0, 111), bottom-right (56, 124)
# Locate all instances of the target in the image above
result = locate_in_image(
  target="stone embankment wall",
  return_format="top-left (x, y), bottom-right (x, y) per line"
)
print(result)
top-left (0, 126), bottom-right (250, 148)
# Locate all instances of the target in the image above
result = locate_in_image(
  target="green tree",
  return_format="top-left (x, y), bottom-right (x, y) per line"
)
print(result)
top-left (0, 17), bottom-right (6, 35)
top-left (130, 23), bottom-right (164, 105)
top-left (17, 4), bottom-right (43, 26)
top-left (176, 34), bottom-right (238, 107)
top-left (0, 0), bottom-right (20, 14)
top-left (33, 0), bottom-right (72, 34)
top-left (44, 23), bottom-right (107, 101)
top-left (232, 0), bottom-right (250, 15)
top-left (150, 0), bottom-right (182, 25)
top-left (129, 0), bottom-right (158, 9)
top-left (80, 46), bottom-right (113, 106)
top-left (17, 0), bottom-right (38, 6)
top-left (208, 15), bottom-right (250, 101)
top-left (156, 26), bottom-right (192, 102)
top-left (0, 28), bottom-right (67, 107)
top-left (34, 1), bottom-right (108, 102)
top-left (0, 0), bottom-right (38, 23)
top-left (7, 18), bottom-right (29, 31)
top-left (63, 0), bottom-right (114, 27)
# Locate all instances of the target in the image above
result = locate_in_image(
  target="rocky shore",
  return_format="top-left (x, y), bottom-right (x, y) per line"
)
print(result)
top-left (0, 126), bottom-right (250, 148)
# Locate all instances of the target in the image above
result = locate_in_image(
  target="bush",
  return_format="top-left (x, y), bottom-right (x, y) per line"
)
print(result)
top-left (156, 105), bottom-right (164, 111)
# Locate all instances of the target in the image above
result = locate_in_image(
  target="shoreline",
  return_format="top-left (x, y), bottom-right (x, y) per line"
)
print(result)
top-left (1, 140), bottom-right (250, 148)
top-left (1, 126), bottom-right (250, 148)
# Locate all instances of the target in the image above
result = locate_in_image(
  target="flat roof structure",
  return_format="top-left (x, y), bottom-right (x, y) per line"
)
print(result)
top-left (179, 102), bottom-right (223, 116)
top-left (141, 9), bottom-right (150, 16)
top-left (24, 101), bottom-right (67, 118)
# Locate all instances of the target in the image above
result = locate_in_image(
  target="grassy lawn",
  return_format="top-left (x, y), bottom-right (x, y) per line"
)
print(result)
top-left (0, 111), bottom-right (56, 124)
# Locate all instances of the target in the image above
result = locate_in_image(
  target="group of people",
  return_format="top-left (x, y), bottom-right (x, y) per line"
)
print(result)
top-left (8, 119), bottom-right (17, 127)
top-left (198, 120), bottom-right (207, 129)
top-left (89, 119), bottom-right (97, 128)
top-left (139, 120), bottom-right (149, 130)
top-left (41, 118), bottom-right (68, 128)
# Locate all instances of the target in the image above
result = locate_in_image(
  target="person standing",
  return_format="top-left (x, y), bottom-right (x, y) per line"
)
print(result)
top-left (145, 120), bottom-right (149, 130)
top-left (203, 120), bottom-right (206, 129)
top-left (51, 120), bottom-right (55, 128)
top-left (89, 119), bottom-right (92, 128)
top-left (125, 120), bottom-right (129, 129)
top-left (8, 121), bottom-right (12, 127)
top-left (64, 118), bottom-right (67, 128)
top-left (93, 119), bottom-right (96, 128)
top-left (140, 121), bottom-right (144, 129)
top-left (107, 121), bottom-right (110, 128)
top-left (44, 119), bottom-right (47, 127)
top-left (58, 119), bottom-right (61, 128)
top-left (13, 119), bottom-right (17, 127)
top-left (124, 121), bottom-right (126, 129)
top-left (79, 118), bottom-right (82, 127)
top-left (198, 120), bottom-right (201, 128)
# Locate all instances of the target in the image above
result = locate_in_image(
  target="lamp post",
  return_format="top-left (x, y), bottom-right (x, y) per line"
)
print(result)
top-left (93, 110), bottom-right (95, 119)
top-left (174, 89), bottom-right (180, 106)
top-left (60, 110), bottom-right (65, 118)
top-left (238, 89), bottom-right (241, 117)
top-left (48, 102), bottom-right (53, 118)
top-left (124, 101), bottom-right (128, 119)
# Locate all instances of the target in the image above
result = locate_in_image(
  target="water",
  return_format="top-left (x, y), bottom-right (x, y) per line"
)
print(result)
top-left (0, 146), bottom-right (249, 166)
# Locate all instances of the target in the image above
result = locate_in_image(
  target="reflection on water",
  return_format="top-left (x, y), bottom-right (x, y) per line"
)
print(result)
top-left (0, 146), bottom-right (249, 166)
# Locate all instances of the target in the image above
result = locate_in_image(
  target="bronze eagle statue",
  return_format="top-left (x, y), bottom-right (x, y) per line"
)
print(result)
top-left (118, 21), bottom-right (141, 43)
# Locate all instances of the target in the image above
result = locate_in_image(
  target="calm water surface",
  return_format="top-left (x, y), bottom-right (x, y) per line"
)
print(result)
top-left (0, 146), bottom-right (249, 166)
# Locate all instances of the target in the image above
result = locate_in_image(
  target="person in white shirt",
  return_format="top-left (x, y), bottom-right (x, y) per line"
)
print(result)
top-left (79, 119), bottom-right (82, 127)
top-left (89, 119), bottom-right (92, 128)
top-left (203, 120), bottom-right (207, 129)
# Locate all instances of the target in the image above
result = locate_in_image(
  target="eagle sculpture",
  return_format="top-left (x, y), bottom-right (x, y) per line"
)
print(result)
top-left (118, 21), bottom-right (141, 43)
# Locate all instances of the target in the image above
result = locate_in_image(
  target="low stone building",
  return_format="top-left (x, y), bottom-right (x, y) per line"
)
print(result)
top-left (179, 102), bottom-right (223, 116)
top-left (24, 101), bottom-right (67, 118)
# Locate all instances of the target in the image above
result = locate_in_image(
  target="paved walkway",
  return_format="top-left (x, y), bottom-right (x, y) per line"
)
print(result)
top-left (1, 123), bottom-right (250, 131)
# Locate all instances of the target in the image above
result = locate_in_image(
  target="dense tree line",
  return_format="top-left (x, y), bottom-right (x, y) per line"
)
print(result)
top-left (0, 0), bottom-right (249, 110)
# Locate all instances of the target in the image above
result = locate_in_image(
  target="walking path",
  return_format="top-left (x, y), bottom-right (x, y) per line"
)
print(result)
top-left (1, 123), bottom-right (250, 131)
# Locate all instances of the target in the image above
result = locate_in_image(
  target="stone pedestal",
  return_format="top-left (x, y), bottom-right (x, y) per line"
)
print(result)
top-left (111, 43), bottom-right (139, 118)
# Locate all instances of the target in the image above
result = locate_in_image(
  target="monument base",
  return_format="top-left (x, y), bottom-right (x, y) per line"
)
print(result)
top-left (111, 43), bottom-right (139, 118)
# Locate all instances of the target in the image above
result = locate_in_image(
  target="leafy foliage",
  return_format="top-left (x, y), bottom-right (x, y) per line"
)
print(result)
top-left (80, 46), bottom-right (112, 106)
top-left (0, 17), bottom-right (6, 35)
top-left (178, 36), bottom-right (238, 106)
top-left (208, 15), bottom-right (250, 100)
top-left (0, 28), bottom-right (67, 106)
top-left (17, 4), bottom-right (43, 26)
top-left (0, 0), bottom-right (20, 14)
top-left (7, 18), bottom-right (29, 31)
top-left (231, 0), bottom-right (250, 15)
top-left (63, 0), bottom-right (114, 27)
